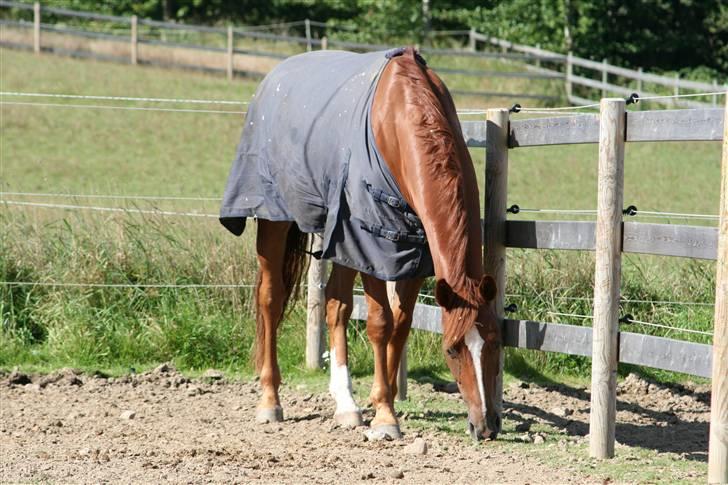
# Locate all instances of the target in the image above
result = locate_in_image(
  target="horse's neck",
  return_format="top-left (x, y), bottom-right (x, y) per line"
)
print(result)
top-left (372, 55), bottom-right (483, 294)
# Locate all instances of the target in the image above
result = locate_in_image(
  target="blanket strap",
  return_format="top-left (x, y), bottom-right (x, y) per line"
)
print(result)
top-left (365, 184), bottom-right (423, 228)
top-left (361, 223), bottom-right (427, 245)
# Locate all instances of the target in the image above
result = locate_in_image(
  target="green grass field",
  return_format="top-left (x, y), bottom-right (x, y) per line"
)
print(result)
top-left (0, 47), bottom-right (721, 383)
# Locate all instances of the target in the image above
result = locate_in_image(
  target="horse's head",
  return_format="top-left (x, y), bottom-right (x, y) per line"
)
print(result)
top-left (435, 275), bottom-right (502, 441)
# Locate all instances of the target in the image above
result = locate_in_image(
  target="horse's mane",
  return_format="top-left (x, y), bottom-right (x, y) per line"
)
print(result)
top-left (391, 48), bottom-right (484, 348)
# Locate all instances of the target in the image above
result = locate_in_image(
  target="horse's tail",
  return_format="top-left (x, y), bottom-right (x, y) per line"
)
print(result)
top-left (254, 223), bottom-right (310, 372)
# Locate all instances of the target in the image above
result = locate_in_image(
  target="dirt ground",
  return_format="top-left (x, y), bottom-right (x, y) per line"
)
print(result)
top-left (0, 366), bottom-right (709, 484)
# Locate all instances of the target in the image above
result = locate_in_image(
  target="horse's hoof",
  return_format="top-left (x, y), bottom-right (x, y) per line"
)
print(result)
top-left (371, 423), bottom-right (402, 440)
top-left (334, 410), bottom-right (364, 428)
top-left (255, 406), bottom-right (284, 424)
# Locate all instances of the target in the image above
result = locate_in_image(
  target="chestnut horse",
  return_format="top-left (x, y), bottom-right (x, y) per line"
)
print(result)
top-left (237, 48), bottom-right (501, 440)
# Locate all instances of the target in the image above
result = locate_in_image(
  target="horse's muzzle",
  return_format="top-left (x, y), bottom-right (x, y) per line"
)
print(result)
top-left (468, 413), bottom-right (501, 442)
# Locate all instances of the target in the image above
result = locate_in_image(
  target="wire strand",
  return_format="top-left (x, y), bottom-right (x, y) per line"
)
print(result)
top-left (0, 101), bottom-right (246, 115)
top-left (507, 293), bottom-right (715, 307)
top-left (631, 210), bottom-right (719, 221)
top-left (623, 318), bottom-right (713, 336)
top-left (1, 90), bottom-right (487, 117)
top-left (1, 200), bottom-right (219, 218)
top-left (0, 91), bottom-right (249, 105)
top-left (638, 91), bottom-right (726, 102)
top-left (0, 191), bottom-right (221, 202)
top-left (0, 281), bottom-right (254, 289)
top-left (519, 102), bottom-right (600, 112)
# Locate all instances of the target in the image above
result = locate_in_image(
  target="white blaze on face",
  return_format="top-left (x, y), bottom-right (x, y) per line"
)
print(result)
top-left (328, 348), bottom-right (359, 414)
top-left (464, 326), bottom-right (487, 416)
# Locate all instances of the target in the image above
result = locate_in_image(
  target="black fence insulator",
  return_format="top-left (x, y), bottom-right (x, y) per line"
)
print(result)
top-left (623, 205), bottom-right (638, 216)
top-left (507, 204), bottom-right (520, 214)
top-left (619, 314), bottom-right (633, 324)
top-left (509, 103), bottom-right (521, 113)
top-left (504, 303), bottom-right (518, 313)
top-left (626, 93), bottom-right (640, 105)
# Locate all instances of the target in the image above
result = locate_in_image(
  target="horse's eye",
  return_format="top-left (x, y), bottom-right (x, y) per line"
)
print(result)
top-left (447, 347), bottom-right (458, 358)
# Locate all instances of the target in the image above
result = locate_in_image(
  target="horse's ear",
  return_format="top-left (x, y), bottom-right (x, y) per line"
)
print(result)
top-left (435, 279), bottom-right (456, 310)
top-left (479, 275), bottom-right (497, 301)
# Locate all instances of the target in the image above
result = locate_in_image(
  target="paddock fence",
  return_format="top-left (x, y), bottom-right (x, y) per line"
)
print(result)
top-left (305, 97), bottom-right (727, 480)
top-left (2, 1), bottom-right (725, 108)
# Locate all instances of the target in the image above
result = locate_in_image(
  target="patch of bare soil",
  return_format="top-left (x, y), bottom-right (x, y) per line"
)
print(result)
top-left (502, 373), bottom-right (710, 462)
top-left (0, 367), bottom-right (708, 483)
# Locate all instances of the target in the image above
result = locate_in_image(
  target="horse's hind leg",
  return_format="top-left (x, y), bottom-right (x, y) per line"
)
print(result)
top-left (254, 219), bottom-right (297, 423)
top-left (386, 278), bottom-right (425, 398)
top-left (325, 264), bottom-right (362, 427)
top-left (360, 274), bottom-right (401, 439)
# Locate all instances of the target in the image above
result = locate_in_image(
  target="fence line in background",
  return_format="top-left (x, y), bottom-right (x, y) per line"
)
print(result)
top-left (1, 200), bottom-right (219, 218)
top-left (0, 191), bottom-right (221, 201)
top-left (0, 91), bottom-right (249, 105)
top-left (0, 100), bottom-right (247, 115)
top-left (0, 281), bottom-right (255, 288)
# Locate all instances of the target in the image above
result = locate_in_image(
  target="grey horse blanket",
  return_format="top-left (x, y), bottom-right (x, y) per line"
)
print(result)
top-left (220, 49), bottom-right (433, 280)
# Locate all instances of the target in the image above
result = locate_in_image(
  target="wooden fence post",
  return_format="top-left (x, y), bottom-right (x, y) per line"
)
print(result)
top-left (468, 28), bottom-right (476, 52)
top-left (535, 43), bottom-right (541, 68)
top-left (566, 51), bottom-right (573, 103)
top-left (601, 58), bottom-right (608, 98)
top-left (637, 68), bottom-right (643, 111)
top-left (485, 108), bottom-right (509, 415)
top-left (306, 234), bottom-right (327, 369)
top-left (304, 19), bottom-right (312, 52)
top-left (589, 98), bottom-right (626, 459)
top-left (397, 342), bottom-right (408, 401)
top-left (707, 91), bottom-right (728, 484)
top-left (226, 25), bottom-right (234, 80)
top-left (33, 2), bottom-right (40, 54)
top-left (321, 36), bottom-right (328, 51)
top-left (130, 15), bottom-right (138, 65)
top-left (713, 80), bottom-right (718, 107)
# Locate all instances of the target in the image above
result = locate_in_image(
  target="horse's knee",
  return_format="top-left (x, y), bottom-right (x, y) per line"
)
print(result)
top-left (366, 305), bottom-right (393, 343)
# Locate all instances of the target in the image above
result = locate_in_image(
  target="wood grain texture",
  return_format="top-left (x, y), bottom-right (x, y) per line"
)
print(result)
top-left (505, 220), bottom-right (596, 250)
top-left (590, 98), bottom-right (625, 459)
top-left (627, 109), bottom-right (724, 142)
top-left (619, 332), bottom-right (712, 378)
top-left (485, 109), bottom-right (509, 415)
top-left (32, 2), bottom-right (40, 54)
top-left (623, 222), bottom-right (718, 260)
top-left (130, 15), bottom-right (138, 65)
top-left (226, 26), bottom-right (233, 80)
top-left (509, 114), bottom-right (600, 148)
top-left (708, 92), bottom-right (728, 485)
top-left (460, 121), bottom-right (487, 148)
top-left (305, 235), bottom-right (327, 370)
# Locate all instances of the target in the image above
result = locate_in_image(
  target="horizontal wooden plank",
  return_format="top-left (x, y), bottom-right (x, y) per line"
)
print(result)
top-left (623, 222), bottom-right (718, 260)
top-left (503, 319), bottom-right (593, 356)
top-left (460, 121), bottom-right (487, 148)
top-left (626, 109), bottom-right (724, 142)
top-left (509, 114), bottom-right (600, 147)
top-left (352, 295), bottom-right (443, 333)
top-left (619, 332), bottom-right (712, 378)
top-left (351, 300), bottom-right (712, 377)
top-left (0, 0), bottom-right (34, 10)
top-left (506, 220), bottom-right (597, 250)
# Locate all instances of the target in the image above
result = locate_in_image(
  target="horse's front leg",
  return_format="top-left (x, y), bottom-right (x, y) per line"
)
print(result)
top-left (361, 274), bottom-right (401, 439)
top-left (325, 264), bottom-right (363, 427)
top-left (386, 278), bottom-right (425, 398)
